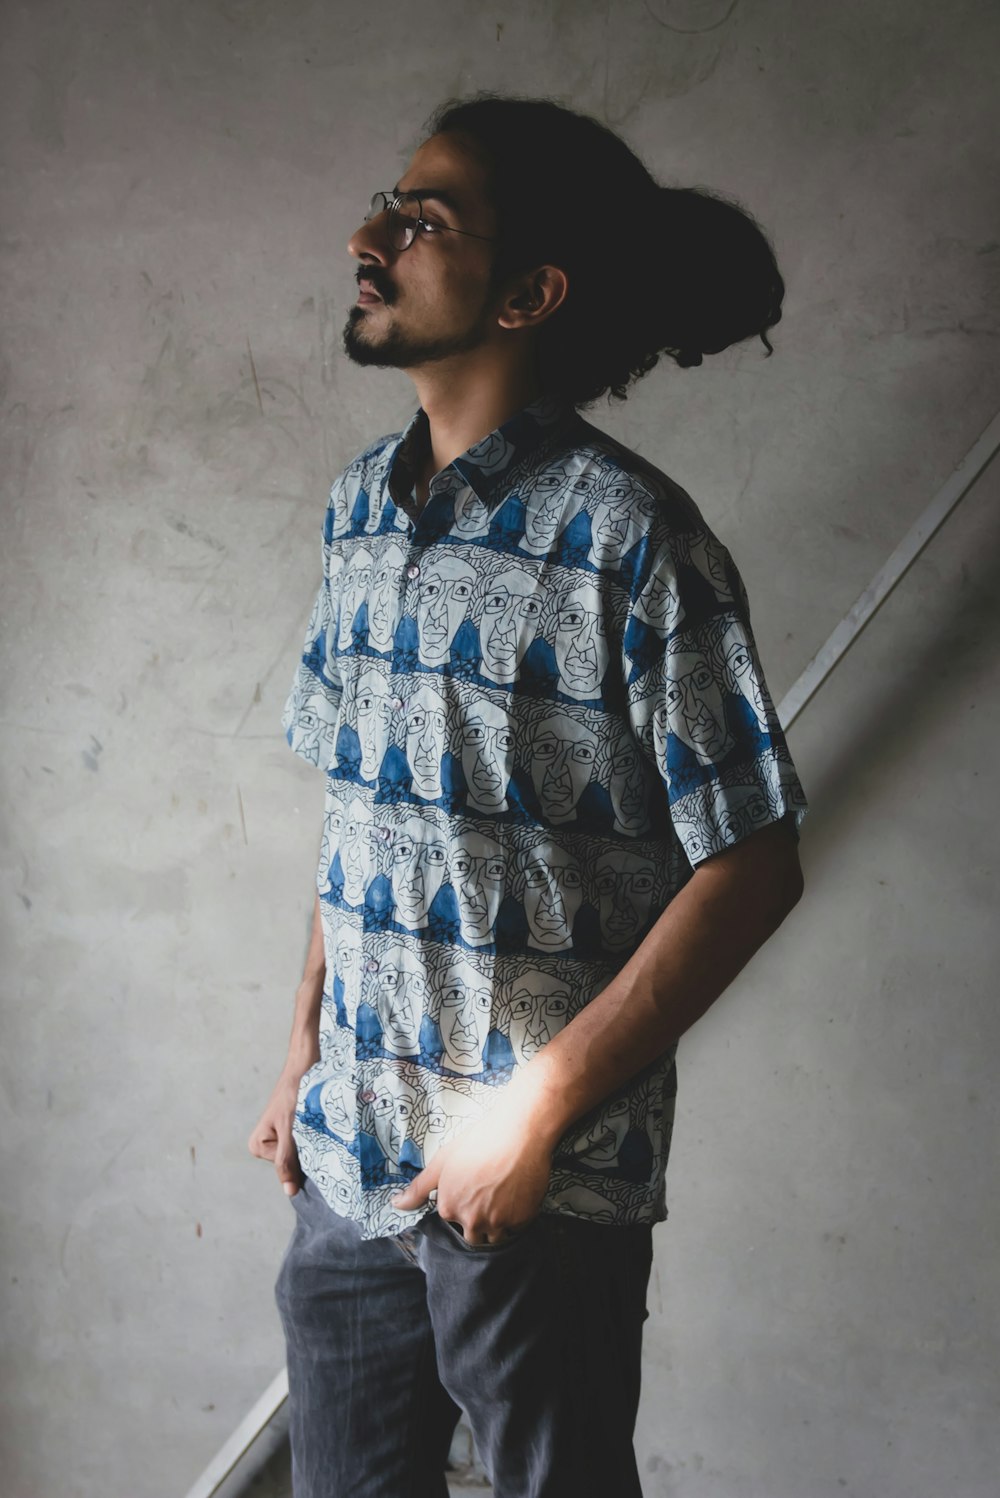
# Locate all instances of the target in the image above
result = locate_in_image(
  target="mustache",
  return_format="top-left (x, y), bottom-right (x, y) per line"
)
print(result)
top-left (356, 269), bottom-right (395, 305)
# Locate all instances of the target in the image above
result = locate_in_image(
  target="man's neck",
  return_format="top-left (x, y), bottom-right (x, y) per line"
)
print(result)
top-left (409, 357), bottom-right (543, 495)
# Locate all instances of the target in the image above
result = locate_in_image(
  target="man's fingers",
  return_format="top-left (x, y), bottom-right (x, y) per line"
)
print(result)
top-left (391, 1162), bottom-right (439, 1209)
top-left (275, 1137), bottom-right (303, 1196)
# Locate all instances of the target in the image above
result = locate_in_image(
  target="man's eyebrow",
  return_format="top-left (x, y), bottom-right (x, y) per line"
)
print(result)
top-left (392, 184), bottom-right (462, 213)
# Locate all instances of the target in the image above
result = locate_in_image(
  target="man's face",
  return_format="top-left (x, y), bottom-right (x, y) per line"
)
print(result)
top-left (342, 133), bottom-right (501, 372)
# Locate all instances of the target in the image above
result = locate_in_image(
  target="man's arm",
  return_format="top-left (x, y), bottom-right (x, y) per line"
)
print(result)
top-left (392, 817), bottom-right (804, 1239)
top-left (247, 891), bottom-right (325, 1196)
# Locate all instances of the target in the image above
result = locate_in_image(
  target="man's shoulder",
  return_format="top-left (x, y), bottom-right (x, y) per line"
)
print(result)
top-left (550, 413), bottom-right (710, 538)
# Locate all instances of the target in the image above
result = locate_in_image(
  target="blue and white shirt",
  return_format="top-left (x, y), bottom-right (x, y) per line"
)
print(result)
top-left (282, 396), bottom-right (807, 1240)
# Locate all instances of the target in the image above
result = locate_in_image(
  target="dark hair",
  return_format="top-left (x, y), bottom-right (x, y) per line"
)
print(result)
top-left (424, 94), bottom-right (785, 408)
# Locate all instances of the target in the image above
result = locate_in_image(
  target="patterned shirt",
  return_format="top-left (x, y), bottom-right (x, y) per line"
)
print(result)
top-left (282, 395), bottom-right (807, 1240)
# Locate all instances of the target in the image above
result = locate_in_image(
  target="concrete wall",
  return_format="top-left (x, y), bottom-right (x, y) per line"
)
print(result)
top-left (1, 2), bottom-right (997, 1494)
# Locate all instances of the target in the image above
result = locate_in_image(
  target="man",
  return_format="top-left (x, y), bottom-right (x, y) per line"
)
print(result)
top-left (249, 94), bottom-right (807, 1498)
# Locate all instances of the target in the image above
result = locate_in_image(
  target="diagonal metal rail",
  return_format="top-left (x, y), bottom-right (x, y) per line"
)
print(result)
top-left (181, 403), bottom-right (1000, 1498)
top-left (776, 408), bottom-right (1000, 730)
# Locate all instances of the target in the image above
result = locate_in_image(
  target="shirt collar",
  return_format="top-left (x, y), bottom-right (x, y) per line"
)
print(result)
top-left (389, 395), bottom-right (578, 511)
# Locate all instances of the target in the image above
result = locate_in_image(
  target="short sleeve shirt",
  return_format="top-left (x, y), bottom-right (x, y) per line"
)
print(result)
top-left (282, 395), bottom-right (808, 1240)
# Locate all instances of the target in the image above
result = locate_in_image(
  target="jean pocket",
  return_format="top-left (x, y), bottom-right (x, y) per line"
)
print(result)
top-left (437, 1213), bottom-right (534, 1254)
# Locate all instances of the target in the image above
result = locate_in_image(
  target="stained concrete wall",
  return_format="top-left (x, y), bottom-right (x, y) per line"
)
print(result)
top-left (1, 2), bottom-right (998, 1495)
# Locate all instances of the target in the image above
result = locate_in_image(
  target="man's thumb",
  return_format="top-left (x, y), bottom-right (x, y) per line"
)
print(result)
top-left (276, 1148), bottom-right (303, 1196)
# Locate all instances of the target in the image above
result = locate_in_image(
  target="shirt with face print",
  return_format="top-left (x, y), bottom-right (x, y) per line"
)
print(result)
top-left (282, 396), bottom-right (807, 1239)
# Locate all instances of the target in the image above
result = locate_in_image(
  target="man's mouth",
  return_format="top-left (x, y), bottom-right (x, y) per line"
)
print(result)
top-left (358, 278), bottom-right (387, 304)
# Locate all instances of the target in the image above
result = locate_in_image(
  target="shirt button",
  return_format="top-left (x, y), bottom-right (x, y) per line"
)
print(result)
top-left (406, 564), bottom-right (420, 580)
top-left (391, 697), bottom-right (404, 711)
top-left (380, 827), bottom-right (392, 841)
top-left (365, 959), bottom-right (379, 973)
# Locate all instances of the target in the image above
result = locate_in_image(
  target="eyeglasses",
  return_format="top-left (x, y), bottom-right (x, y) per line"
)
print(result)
top-left (364, 191), bottom-right (498, 252)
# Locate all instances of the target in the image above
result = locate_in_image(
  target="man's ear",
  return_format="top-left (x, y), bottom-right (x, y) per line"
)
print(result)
top-left (497, 265), bottom-right (569, 330)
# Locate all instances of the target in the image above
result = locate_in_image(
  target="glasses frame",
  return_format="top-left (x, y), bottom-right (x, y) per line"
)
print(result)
top-left (365, 191), bottom-right (498, 252)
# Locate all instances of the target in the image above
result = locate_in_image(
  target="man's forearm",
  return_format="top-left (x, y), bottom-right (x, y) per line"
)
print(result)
top-left (285, 891), bottom-right (325, 1070)
top-left (506, 819), bottom-right (804, 1149)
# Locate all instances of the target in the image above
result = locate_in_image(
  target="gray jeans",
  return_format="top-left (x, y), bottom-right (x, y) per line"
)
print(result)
top-left (274, 1177), bottom-right (655, 1497)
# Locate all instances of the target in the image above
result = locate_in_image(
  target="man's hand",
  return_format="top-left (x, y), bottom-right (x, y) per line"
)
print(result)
top-left (248, 1063), bottom-right (311, 1196)
top-left (391, 1097), bottom-right (554, 1245)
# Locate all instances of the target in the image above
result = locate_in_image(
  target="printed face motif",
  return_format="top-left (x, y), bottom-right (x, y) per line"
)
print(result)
top-left (354, 667), bottom-right (393, 780)
top-left (660, 649), bottom-right (732, 763)
top-left (416, 555), bottom-right (476, 666)
top-left (341, 796), bottom-right (375, 904)
top-left (404, 687), bottom-right (448, 800)
top-left (720, 624), bottom-right (769, 729)
top-left (334, 924), bottom-right (364, 1010)
top-left (368, 542), bottom-right (406, 653)
top-left (326, 1025), bottom-right (354, 1076)
top-left (293, 693), bottom-right (339, 767)
top-left (448, 830), bottom-right (505, 946)
top-left (373, 948), bottom-right (427, 1055)
top-left (594, 851), bottom-right (657, 952)
top-left (521, 459), bottom-right (596, 555)
top-left (319, 1071), bottom-right (357, 1137)
top-left (480, 568), bottom-right (543, 684)
top-left (530, 714), bottom-right (597, 823)
top-left (575, 1095), bottom-right (631, 1165)
top-left (390, 817), bottom-right (448, 927)
top-left (634, 549), bottom-right (681, 636)
top-left (687, 532), bottom-right (730, 600)
top-left (437, 965), bottom-right (492, 1073)
top-left (461, 701), bottom-right (515, 814)
top-left (607, 738), bottom-right (649, 834)
top-left (554, 587), bottom-right (608, 699)
top-left (452, 485), bottom-right (490, 539)
top-left (589, 485), bottom-right (657, 568)
top-left (337, 546), bottom-right (374, 650)
top-left (506, 971), bottom-right (571, 1064)
top-left (522, 845), bottom-right (583, 952)
top-left (330, 456), bottom-right (367, 538)
top-left (419, 1089), bottom-right (482, 1160)
top-left (370, 1070), bottom-right (417, 1167)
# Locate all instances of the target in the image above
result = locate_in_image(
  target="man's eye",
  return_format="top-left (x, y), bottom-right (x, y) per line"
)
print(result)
top-left (418, 218), bottom-right (444, 234)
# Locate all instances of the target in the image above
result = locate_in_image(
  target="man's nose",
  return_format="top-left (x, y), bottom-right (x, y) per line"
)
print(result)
top-left (347, 209), bottom-right (395, 264)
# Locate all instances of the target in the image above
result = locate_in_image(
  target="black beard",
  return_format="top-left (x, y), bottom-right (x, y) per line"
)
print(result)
top-left (341, 304), bottom-right (493, 369)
